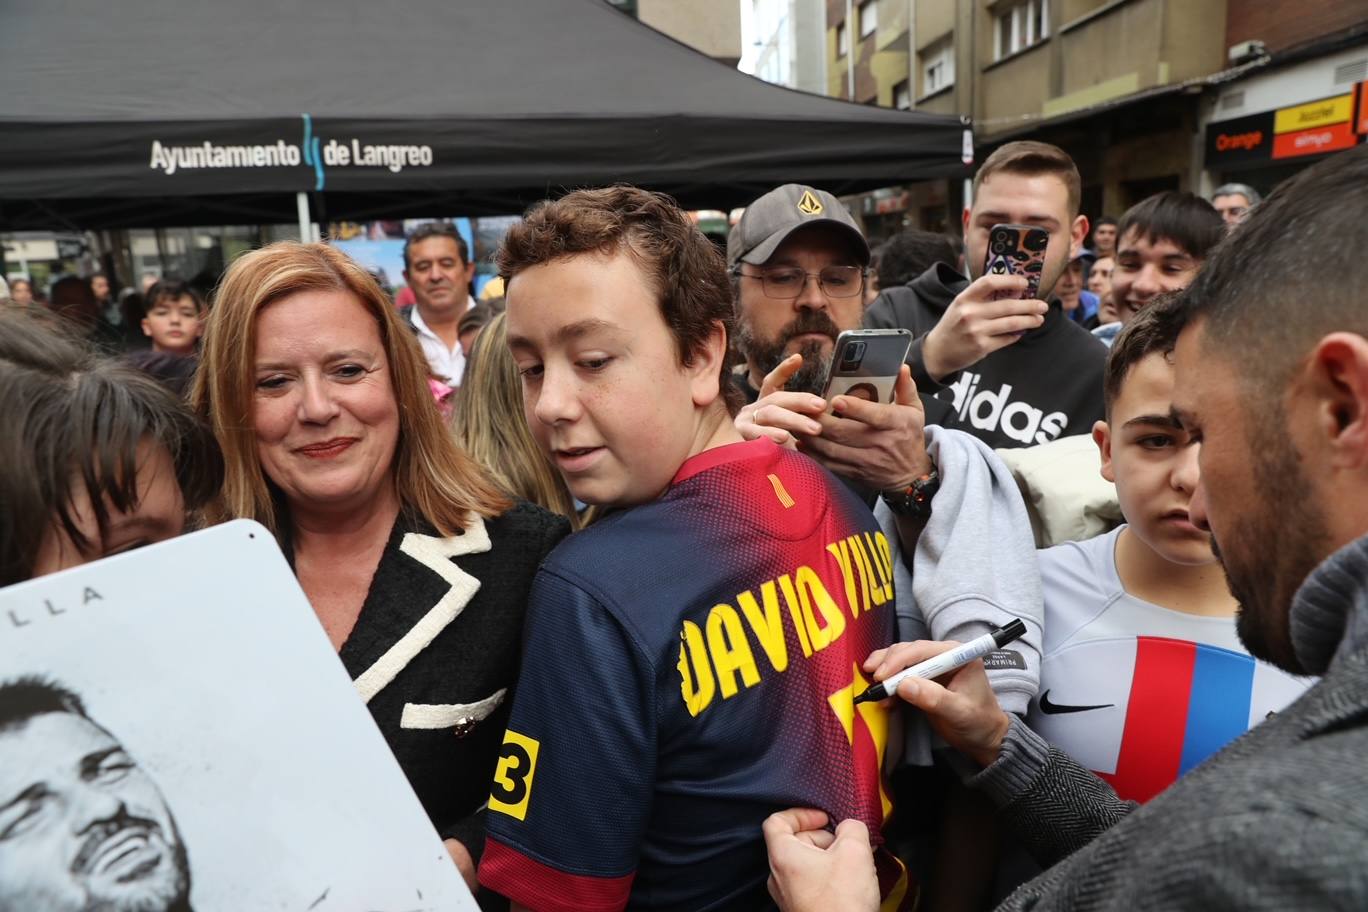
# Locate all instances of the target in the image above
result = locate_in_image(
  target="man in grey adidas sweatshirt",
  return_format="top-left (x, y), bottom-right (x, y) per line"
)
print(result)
top-left (764, 142), bottom-right (1368, 912)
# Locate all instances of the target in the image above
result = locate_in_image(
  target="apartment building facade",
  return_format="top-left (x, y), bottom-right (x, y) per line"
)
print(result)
top-left (817, 0), bottom-right (1367, 236)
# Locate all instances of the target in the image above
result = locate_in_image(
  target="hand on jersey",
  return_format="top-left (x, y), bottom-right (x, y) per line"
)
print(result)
top-left (921, 273), bottom-right (1048, 382)
top-left (764, 808), bottom-right (879, 912)
top-left (864, 640), bottom-right (1012, 769)
top-left (734, 354), bottom-right (932, 492)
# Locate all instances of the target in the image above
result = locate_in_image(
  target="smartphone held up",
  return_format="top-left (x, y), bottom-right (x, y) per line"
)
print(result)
top-left (820, 329), bottom-right (912, 407)
top-left (983, 223), bottom-right (1049, 301)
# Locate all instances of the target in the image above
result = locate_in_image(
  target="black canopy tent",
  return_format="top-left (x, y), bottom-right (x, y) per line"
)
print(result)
top-left (0, 0), bottom-right (966, 232)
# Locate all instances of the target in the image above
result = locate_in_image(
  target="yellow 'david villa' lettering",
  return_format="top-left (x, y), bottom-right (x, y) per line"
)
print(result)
top-left (707, 603), bottom-right (762, 698)
top-left (737, 581), bottom-right (789, 674)
top-left (678, 620), bottom-right (715, 717)
top-left (826, 538), bottom-right (859, 619)
top-left (866, 531), bottom-right (894, 603)
top-left (794, 565), bottom-right (846, 651)
top-left (675, 534), bottom-right (896, 718)
top-left (777, 573), bottom-right (814, 658)
top-left (851, 533), bottom-right (891, 609)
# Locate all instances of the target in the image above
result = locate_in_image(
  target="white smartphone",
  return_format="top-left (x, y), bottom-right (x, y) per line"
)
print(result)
top-left (820, 329), bottom-right (913, 405)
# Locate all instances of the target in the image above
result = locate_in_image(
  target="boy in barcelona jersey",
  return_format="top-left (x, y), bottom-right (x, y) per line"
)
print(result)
top-left (1027, 297), bottom-right (1311, 803)
top-left (476, 187), bottom-right (913, 912)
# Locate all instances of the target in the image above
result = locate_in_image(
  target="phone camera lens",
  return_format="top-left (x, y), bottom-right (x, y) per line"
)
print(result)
top-left (841, 341), bottom-right (865, 368)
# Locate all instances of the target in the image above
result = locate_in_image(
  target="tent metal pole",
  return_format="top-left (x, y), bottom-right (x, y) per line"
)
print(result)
top-left (845, 0), bottom-right (855, 100)
top-left (296, 191), bottom-right (311, 242)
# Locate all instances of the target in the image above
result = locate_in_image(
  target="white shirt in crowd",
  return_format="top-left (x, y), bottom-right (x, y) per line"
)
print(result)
top-left (409, 295), bottom-right (476, 384)
top-left (1028, 525), bottom-right (1311, 802)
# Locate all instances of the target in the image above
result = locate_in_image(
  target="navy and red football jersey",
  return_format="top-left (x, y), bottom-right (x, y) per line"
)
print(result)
top-left (478, 439), bottom-right (904, 911)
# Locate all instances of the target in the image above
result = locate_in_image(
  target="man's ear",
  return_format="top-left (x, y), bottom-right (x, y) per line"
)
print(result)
top-left (141, 317), bottom-right (153, 338)
top-left (1071, 214), bottom-right (1090, 257)
top-left (462, 260), bottom-right (477, 287)
top-left (1306, 333), bottom-right (1368, 470)
top-left (690, 321), bottom-right (730, 408)
top-left (961, 206), bottom-right (972, 236)
top-left (1093, 418), bottom-right (1116, 482)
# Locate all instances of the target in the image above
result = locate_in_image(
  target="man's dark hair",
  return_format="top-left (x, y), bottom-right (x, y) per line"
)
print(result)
top-left (1116, 192), bottom-right (1224, 262)
top-left (1183, 144), bottom-right (1368, 401)
top-left (403, 222), bottom-right (470, 270)
top-left (877, 229), bottom-right (957, 288)
top-left (0, 677), bottom-right (89, 735)
top-left (498, 185), bottom-right (741, 415)
top-left (1103, 291), bottom-right (1187, 418)
top-left (0, 310), bottom-right (224, 585)
top-left (1095, 216), bottom-right (1118, 228)
top-left (974, 141), bottom-right (1082, 217)
top-left (144, 278), bottom-right (206, 317)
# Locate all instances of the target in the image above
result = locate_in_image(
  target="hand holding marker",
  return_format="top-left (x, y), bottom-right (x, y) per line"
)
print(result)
top-left (853, 619), bottom-right (1027, 705)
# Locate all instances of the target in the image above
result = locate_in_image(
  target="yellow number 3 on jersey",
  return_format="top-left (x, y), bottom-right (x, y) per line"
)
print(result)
top-left (489, 730), bottom-right (541, 821)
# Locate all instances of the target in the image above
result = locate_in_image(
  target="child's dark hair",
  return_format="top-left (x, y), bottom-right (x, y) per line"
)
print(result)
top-left (1102, 292), bottom-right (1190, 418)
top-left (143, 278), bottom-right (206, 316)
top-left (0, 310), bottom-right (223, 585)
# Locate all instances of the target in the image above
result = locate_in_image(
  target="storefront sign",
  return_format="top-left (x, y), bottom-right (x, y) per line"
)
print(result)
top-left (1358, 81), bottom-right (1368, 135)
top-left (1204, 111), bottom-right (1274, 166)
top-left (874, 192), bottom-right (910, 214)
top-left (1272, 121), bottom-right (1358, 160)
top-left (1273, 93), bottom-right (1353, 134)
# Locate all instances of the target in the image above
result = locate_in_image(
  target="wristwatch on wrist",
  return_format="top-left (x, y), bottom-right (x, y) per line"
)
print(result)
top-left (881, 464), bottom-right (940, 518)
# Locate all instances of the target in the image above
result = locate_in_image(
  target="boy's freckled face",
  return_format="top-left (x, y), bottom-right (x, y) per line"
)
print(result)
top-left (504, 250), bottom-right (711, 508)
top-left (1101, 352), bottom-right (1213, 566)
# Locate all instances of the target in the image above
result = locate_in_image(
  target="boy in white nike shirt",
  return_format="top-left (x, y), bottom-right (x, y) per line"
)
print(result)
top-left (1027, 296), bottom-right (1310, 803)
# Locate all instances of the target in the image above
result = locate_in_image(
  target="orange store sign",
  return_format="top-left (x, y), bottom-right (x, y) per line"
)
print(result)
top-left (1272, 121), bottom-right (1358, 160)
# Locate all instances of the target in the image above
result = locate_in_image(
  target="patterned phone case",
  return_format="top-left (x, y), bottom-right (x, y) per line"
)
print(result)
top-left (984, 224), bottom-right (1049, 300)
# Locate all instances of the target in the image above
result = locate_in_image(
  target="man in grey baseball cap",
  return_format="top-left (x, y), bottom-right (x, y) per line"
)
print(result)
top-left (730, 183), bottom-right (933, 560)
top-left (728, 184), bottom-right (872, 401)
top-left (728, 184), bottom-right (871, 275)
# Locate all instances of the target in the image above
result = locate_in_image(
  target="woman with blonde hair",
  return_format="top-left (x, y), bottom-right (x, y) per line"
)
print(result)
top-left (192, 242), bottom-right (569, 890)
top-left (451, 312), bottom-right (583, 529)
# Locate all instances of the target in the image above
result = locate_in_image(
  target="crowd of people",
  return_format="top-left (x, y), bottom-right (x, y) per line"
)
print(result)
top-left (2, 138), bottom-right (1367, 912)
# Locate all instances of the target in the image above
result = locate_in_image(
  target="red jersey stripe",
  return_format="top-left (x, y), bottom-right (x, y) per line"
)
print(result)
top-left (479, 837), bottom-right (634, 912)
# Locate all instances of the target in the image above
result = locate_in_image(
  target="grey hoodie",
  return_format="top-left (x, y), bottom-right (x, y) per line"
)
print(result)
top-left (877, 425), bottom-right (1044, 762)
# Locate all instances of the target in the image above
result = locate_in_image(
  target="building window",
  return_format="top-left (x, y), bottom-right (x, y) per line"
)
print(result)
top-left (995, 0), bottom-right (1049, 61)
top-left (894, 79), bottom-right (911, 109)
top-left (837, 20), bottom-right (849, 57)
top-left (858, 0), bottom-right (877, 38)
top-left (921, 37), bottom-right (955, 95)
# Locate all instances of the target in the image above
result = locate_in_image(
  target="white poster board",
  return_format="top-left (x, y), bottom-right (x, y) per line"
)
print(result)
top-left (0, 520), bottom-right (476, 911)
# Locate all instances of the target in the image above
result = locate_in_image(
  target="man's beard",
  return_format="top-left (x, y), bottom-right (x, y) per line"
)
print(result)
top-left (1213, 421), bottom-right (1329, 677)
top-left (738, 309), bottom-right (842, 395)
top-left (74, 807), bottom-right (192, 912)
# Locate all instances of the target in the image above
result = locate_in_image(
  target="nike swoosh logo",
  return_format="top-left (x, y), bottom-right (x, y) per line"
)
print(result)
top-left (1038, 690), bottom-right (1115, 715)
